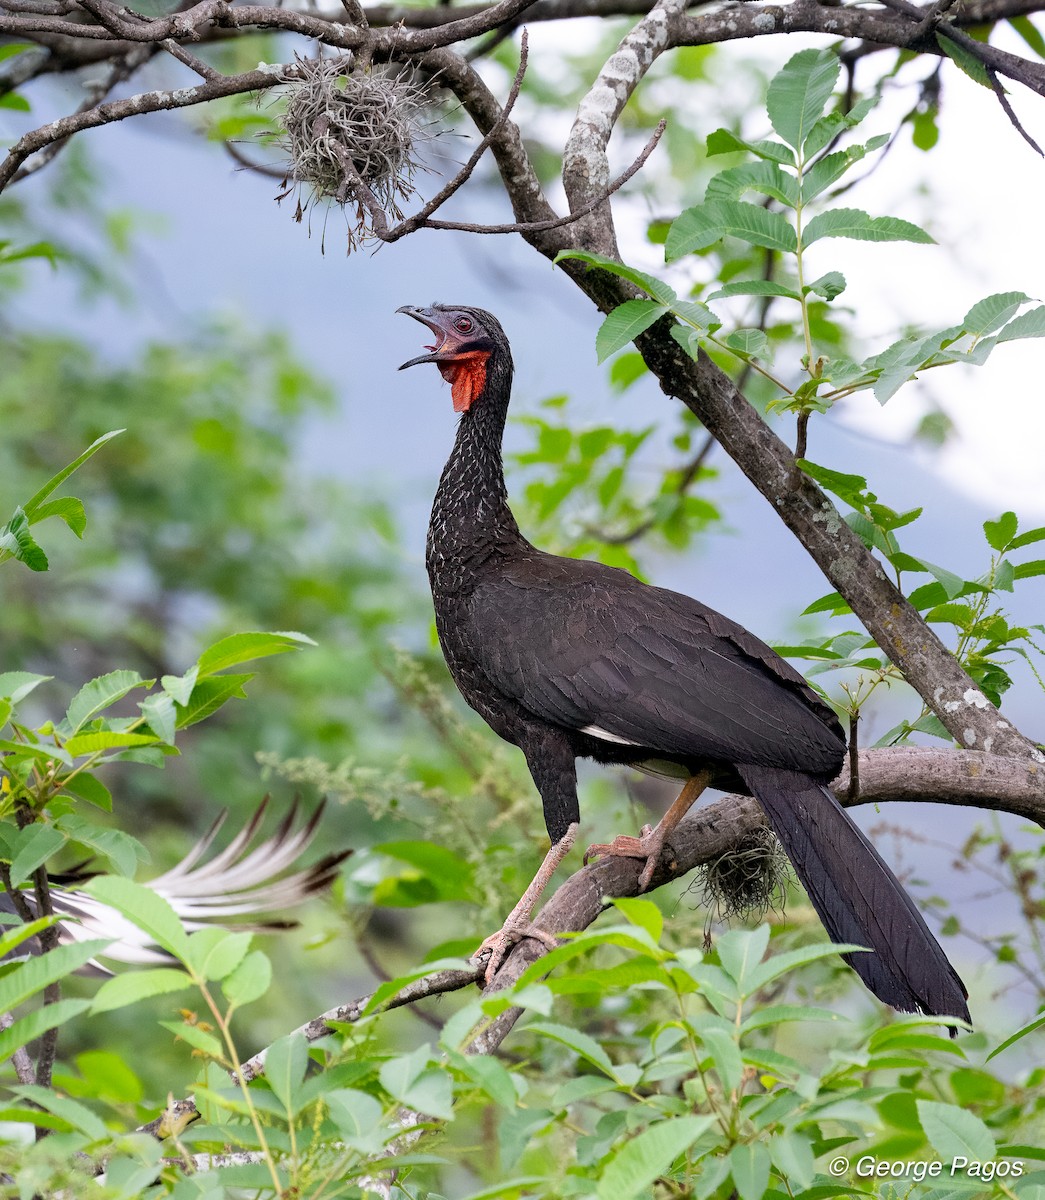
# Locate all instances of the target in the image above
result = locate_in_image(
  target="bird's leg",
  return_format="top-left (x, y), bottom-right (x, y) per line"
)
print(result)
top-left (585, 770), bottom-right (713, 890)
top-left (474, 822), bottom-right (578, 986)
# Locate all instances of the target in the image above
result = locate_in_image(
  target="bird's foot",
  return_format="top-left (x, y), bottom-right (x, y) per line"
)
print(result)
top-left (584, 824), bottom-right (667, 890)
top-left (473, 919), bottom-right (560, 986)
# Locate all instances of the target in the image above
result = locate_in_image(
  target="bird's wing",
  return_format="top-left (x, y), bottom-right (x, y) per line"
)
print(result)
top-left (465, 555), bottom-right (844, 775)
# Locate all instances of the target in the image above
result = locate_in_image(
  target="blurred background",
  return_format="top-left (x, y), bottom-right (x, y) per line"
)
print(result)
top-left (1, 23), bottom-right (1044, 1116)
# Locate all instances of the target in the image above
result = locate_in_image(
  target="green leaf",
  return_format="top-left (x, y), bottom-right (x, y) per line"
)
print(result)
top-left (803, 208), bottom-right (934, 246)
top-left (1011, 524), bottom-right (1045, 550)
top-left (554, 250), bottom-right (677, 304)
top-left (91, 968), bottom-right (193, 1014)
top-left (10, 823), bottom-right (66, 887)
top-left (716, 925), bottom-right (770, 991)
top-left (1009, 14), bottom-right (1045, 58)
top-left (745, 941), bottom-right (868, 994)
top-left (187, 928), bottom-right (253, 981)
top-left (160, 1018), bottom-right (223, 1058)
top-left (596, 1115), bottom-right (712, 1200)
top-left (611, 896), bottom-right (663, 942)
top-left (667, 201), bottom-right (798, 259)
top-left (222, 948), bottom-right (272, 1006)
top-left (82, 876), bottom-right (190, 962)
top-left (707, 280), bottom-right (801, 302)
top-left (920, 559), bottom-right (967, 599)
top-left (796, 459), bottom-right (874, 511)
top-left (0, 672), bottom-right (52, 705)
top-left (10, 1085), bottom-right (108, 1140)
top-left (722, 328), bottom-right (770, 358)
top-left (22, 430), bottom-right (124, 521)
top-left (63, 669), bottom-right (148, 735)
top-left (0, 93), bottom-right (30, 113)
top-left (937, 32), bottom-right (993, 88)
top-left (266, 1032), bottom-right (309, 1112)
top-left (1014, 559), bottom-right (1045, 579)
top-left (161, 666), bottom-right (198, 707)
top-left (996, 304), bottom-right (1045, 342)
top-left (705, 161), bottom-right (799, 208)
top-left (0, 999), bottom-right (90, 1064)
top-left (987, 1011), bottom-right (1045, 1060)
top-left (984, 511), bottom-right (1018, 551)
top-left (61, 772), bottom-right (113, 811)
top-left (729, 1142), bottom-right (772, 1200)
top-left (595, 300), bottom-right (669, 362)
top-left (801, 150), bottom-right (859, 202)
top-left (766, 49), bottom-right (840, 150)
top-left (917, 1099), bottom-right (996, 1161)
top-left (527, 1020), bottom-right (616, 1078)
top-left (174, 674), bottom-right (253, 728)
top-left (963, 292), bottom-right (1030, 337)
top-left (64, 731), bottom-right (159, 756)
top-left (0, 508), bottom-right (48, 571)
top-left (29, 496), bottom-right (86, 538)
top-left (0, 939), bottom-right (112, 1013)
top-left (139, 692), bottom-right (176, 744)
top-left (196, 630), bottom-right (316, 676)
top-left (705, 128), bottom-right (795, 165)
top-left (805, 271), bottom-right (847, 301)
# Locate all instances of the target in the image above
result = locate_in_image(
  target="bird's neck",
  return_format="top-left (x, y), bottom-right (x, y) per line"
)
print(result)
top-left (427, 353), bottom-right (525, 592)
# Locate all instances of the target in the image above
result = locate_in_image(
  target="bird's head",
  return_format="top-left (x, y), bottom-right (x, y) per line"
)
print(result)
top-left (397, 304), bottom-right (509, 413)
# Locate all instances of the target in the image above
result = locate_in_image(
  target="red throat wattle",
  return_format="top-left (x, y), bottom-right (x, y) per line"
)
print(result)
top-left (438, 351), bottom-right (490, 413)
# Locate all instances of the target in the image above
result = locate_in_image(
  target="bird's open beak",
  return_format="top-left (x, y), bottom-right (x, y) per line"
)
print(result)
top-left (397, 305), bottom-right (461, 370)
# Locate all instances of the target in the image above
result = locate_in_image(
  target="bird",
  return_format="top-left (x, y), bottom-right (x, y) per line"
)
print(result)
top-left (397, 302), bottom-right (971, 1026)
top-left (2, 798), bottom-right (350, 974)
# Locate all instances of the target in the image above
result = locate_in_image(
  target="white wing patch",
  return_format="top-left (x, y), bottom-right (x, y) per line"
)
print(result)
top-left (579, 724), bottom-right (642, 747)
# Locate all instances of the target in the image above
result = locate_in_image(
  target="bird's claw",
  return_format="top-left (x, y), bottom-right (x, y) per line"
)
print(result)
top-left (474, 920), bottom-right (560, 986)
top-left (584, 824), bottom-right (668, 890)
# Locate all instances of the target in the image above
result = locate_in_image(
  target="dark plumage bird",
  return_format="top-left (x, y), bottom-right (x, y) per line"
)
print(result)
top-left (2, 799), bottom-right (349, 974)
top-left (398, 303), bottom-right (970, 1026)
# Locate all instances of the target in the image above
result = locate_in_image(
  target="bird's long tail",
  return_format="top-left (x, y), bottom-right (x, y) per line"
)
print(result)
top-left (737, 763), bottom-right (970, 1025)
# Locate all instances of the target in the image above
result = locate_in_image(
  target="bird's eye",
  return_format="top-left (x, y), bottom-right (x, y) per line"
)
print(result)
top-left (454, 317), bottom-right (473, 333)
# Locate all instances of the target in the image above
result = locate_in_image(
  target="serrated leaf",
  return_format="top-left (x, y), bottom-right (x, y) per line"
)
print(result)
top-left (917, 1100), bottom-right (995, 1161)
top-left (196, 630), bottom-right (316, 677)
top-left (796, 459), bottom-right (874, 511)
top-left (805, 270), bottom-right (847, 300)
top-left (767, 49), bottom-right (840, 150)
top-left (596, 1115), bottom-right (712, 1200)
top-left (554, 249), bottom-right (677, 304)
top-left (187, 928), bottom-right (253, 981)
top-left (595, 300), bottom-right (669, 362)
top-left (91, 968), bottom-right (192, 1014)
top-left (722, 328), bottom-right (770, 357)
top-left (920, 559), bottom-right (967, 599)
top-left (0, 999), bottom-right (90, 1064)
top-left (82, 876), bottom-right (190, 961)
top-left (174, 674), bottom-right (252, 728)
top-left (611, 897), bottom-right (663, 942)
top-left (997, 304), bottom-right (1045, 342)
top-left (10, 823), bottom-right (66, 887)
top-left (705, 161), bottom-right (799, 208)
top-left (667, 201), bottom-right (797, 259)
top-left (671, 299), bottom-right (720, 332)
top-left (804, 208), bottom-right (934, 246)
top-left (705, 128), bottom-right (795, 165)
top-left (60, 772), bottom-right (113, 811)
top-left (64, 731), bottom-right (159, 756)
top-left (161, 665), bottom-right (198, 707)
top-left (63, 669), bottom-right (148, 735)
top-left (708, 280), bottom-right (801, 301)
top-left (527, 1020), bottom-right (616, 1077)
top-left (937, 32), bottom-right (993, 87)
top-left (1014, 558), bottom-right (1045, 579)
top-left (963, 292), bottom-right (1030, 337)
top-left (0, 939), bottom-right (111, 1013)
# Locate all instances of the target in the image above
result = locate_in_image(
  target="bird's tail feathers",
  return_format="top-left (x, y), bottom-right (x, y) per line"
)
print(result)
top-left (738, 764), bottom-right (970, 1027)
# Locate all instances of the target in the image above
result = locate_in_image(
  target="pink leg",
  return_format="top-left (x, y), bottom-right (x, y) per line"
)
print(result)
top-left (475, 823), bottom-right (578, 985)
top-left (585, 771), bottom-right (711, 890)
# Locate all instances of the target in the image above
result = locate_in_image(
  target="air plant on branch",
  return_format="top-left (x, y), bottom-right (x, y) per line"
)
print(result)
top-left (276, 54), bottom-right (435, 251)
